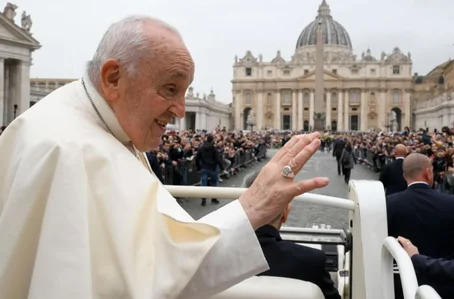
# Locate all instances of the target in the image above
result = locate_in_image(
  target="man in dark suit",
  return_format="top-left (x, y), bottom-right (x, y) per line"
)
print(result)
top-left (397, 236), bottom-right (454, 298)
top-left (379, 144), bottom-right (408, 195)
top-left (243, 172), bottom-right (341, 299)
top-left (387, 153), bottom-right (454, 299)
top-left (332, 137), bottom-right (346, 175)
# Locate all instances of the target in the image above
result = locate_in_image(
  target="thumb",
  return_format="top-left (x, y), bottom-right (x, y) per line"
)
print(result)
top-left (290, 177), bottom-right (329, 198)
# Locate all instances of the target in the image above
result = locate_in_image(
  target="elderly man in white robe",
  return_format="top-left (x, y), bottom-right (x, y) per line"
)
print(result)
top-left (0, 16), bottom-right (329, 299)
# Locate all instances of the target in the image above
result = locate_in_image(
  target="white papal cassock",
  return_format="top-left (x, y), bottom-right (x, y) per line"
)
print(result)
top-left (0, 75), bottom-right (268, 299)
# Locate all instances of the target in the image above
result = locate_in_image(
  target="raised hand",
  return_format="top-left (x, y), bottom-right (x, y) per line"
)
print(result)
top-left (239, 132), bottom-right (329, 230)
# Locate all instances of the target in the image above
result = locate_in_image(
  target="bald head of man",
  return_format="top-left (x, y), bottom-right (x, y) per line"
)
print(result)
top-left (403, 153), bottom-right (433, 186)
top-left (394, 144), bottom-right (408, 158)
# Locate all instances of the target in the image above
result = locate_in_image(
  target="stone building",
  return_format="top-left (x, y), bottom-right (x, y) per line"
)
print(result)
top-left (0, 3), bottom-right (40, 126)
top-left (174, 87), bottom-right (231, 131)
top-left (232, 0), bottom-right (413, 132)
top-left (30, 78), bottom-right (76, 105)
top-left (413, 59), bottom-right (454, 130)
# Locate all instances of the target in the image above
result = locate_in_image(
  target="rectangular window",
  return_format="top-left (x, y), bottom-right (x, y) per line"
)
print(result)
top-left (370, 69), bottom-right (376, 76)
top-left (267, 70), bottom-right (272, 76)
top-left (245, 68), bottom-right (252, 76)
top-left (393, 65), bottom-right (400, 75)
top-left (283, 70), bottom-right (290, 76)
top-left (304, 70), bottom-right (309, 75)
top-left (332, 69), bottom-right (337, 74)
top-left (283, 92), bottom-right (291, 104)
top-left (352, 69), bottom-right (358, 75)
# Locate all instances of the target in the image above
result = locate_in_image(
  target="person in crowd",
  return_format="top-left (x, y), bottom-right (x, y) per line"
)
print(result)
top-left (379, 143), bottom-right (408, 195)
top-left (146, 149), bottom-right (164, 183)
top-left (340, 142), bottom-right (356, 184)
top-left (243, 171), bottom-right (341, 299)
top-left (0, 16), bottom-right (330, 299)
top-left (387, 153), bottom-right (454, 299)
top-left (332, 137), bottom-right (346, 175)
top-left (195, 134), bottom-right (224, 206)
top-left (432, 147), bottom-right (447, 192)
top-left (398, 236), bottom-right (454, 298)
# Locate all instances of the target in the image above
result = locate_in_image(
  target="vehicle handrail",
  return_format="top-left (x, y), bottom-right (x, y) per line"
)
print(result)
top-left (416, 285), bottom-right (442, 299)
top-left (381, 237), bottom-right (418, 299)
top-left (164, 185), bottom-right (355, 210)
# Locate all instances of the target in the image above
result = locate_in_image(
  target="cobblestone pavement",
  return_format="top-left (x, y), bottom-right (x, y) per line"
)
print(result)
top-left (179, 149), bottom-right (379, 229)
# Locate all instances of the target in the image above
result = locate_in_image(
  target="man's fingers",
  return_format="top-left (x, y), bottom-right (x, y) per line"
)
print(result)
top-left (272, 135), bottom-right (301, 162)
top-left (293, 138), bottom-right (321, 173)
top-left (290, 177), bottom-right (329, 198)
top-left (277, 132), bottom-right (320, 164)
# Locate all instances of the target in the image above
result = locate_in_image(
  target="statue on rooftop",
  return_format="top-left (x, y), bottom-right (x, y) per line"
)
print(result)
top-left (21, 11), bottom-right (32, 31)
top-left (3, 3), bottom-right (17, 21)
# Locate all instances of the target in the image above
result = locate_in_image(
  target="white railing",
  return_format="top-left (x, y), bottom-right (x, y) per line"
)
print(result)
top-left (382, 237), bottom-right (442, 299)
top-left (164, 185), bottom-right (355, 210)
top-left (165, 181), bottom-right (442, 299)
top-left (416, 285), bottom-right (442, 299)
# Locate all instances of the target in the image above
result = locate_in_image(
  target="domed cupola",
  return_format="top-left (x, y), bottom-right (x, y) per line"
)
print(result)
top-left (295, 0), bottom-right (352, 50)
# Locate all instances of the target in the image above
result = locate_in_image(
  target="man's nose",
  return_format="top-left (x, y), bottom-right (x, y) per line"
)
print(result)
top-left (172, 99), bottom-right (185, 118)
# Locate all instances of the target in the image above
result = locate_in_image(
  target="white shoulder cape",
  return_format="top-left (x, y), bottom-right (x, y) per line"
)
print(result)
top-left (0, 80), bottom-right (268, 299)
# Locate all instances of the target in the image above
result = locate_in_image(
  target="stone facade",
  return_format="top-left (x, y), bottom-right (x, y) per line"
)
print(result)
top-left (413, 60), bottom-right (454, 130)
top-left (174, 87), bottom-right (231, 131)
top-left (0, 3), bottom-right (40, 126)
top-left (232, 0), bottom-right (413, 131)
top-left (30, 78), bottom-right (76, 104)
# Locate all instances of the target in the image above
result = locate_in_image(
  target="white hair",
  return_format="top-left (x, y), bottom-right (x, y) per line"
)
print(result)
top-left (87, 15), bottom-right (181, 87)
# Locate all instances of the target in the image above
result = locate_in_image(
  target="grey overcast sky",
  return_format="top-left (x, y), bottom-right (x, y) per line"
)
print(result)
top-left (19, 0), bottom-right (454, 103)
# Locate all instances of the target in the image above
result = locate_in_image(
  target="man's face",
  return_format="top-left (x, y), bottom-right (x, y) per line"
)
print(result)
top-left (101, 30), bottom-right (194, 152)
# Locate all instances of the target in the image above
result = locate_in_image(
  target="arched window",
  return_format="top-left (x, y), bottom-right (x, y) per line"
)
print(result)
top-left (370, 92), bottom-right (376, 103)
top-left (393, 90), bottom-right (400, 103)
top-left (350, 90), bottom-right (359, 103)
top-left (283, 91), bottom-right (291, 104)
top-left (331, 92), bottom-right (338, 105)
top-left (303, 92), bottom-right (310, 105)
top-left (245, 92), bottom-right (252, 105)
top-left (267, 93), bottom-right (272, 105)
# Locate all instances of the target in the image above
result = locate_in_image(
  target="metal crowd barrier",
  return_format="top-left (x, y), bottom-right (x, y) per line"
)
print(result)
top-left (161, 144), bottom-right (267, 186)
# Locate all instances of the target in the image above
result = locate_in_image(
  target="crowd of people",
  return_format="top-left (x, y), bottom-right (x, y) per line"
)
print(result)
top-left (144, 127), bottom-right (269, 199)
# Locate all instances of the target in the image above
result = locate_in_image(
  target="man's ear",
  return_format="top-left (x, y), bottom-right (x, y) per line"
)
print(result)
top-left (100, 59), bottom-right (122, 102)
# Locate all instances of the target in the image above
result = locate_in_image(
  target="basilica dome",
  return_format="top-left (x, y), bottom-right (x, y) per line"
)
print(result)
top-left (295, 1), bottom-right (352, 50)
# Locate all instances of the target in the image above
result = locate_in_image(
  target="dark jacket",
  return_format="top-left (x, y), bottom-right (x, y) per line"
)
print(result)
top-left (387, 183), bottom-right (454, 298)
top-left (412, 254), bottom-right (454, 298)
top-left (195, 142), bottom-right (224, 171)
top-left (332, 139), bottom-right (346, 158)
top-left (146, 152), bottom-right (164, 183)
top-left (379, 158), bottom-right (407, 196)
top-left (256, 225), bottom-right (341, 299)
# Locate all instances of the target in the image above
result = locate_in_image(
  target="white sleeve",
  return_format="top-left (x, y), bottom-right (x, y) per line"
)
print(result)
top-left (177, 200), bottom-right (269, 299)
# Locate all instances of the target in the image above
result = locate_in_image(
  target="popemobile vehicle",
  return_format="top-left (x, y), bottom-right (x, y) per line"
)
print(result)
top-left (164, 179), bottom-right (443, 299)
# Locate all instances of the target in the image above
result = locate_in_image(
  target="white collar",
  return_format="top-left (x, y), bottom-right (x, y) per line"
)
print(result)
top-left (407, 181), bottom-right (428, 187)
top-left (81, 74), bottom-right (131, 146)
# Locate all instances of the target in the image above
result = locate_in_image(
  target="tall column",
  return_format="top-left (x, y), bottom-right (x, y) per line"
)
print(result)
top-left (325, 90), bottom-right (331, 129)
top-left (344, 90), bottom-right (349, 131)
top-left (378, 89), bottom-right (386, 131)
top-left (196, 112), bottom-right (201, 130)
top-left (234, 92), bottom-right (242, 130)
top-left (403, 89), bottom-right (411, 128)
top-left (309, 91), bottom-right (315, 130)
top-left (17, 60), bottom-right (31, 115)
top-left (201, 112), bottom-right (207, 130)
top-left (179, 115), bottom-right (186, 131)
top-left (298, 90), bottom-right (303, 130)
top-left (337, 90), bottom-right (343, 131)
top-left (0, 59), bottom-right (4, 126)
top-left (360, 90), bottom-right (367, 131)
top-left (314, 22), bottom-right (324, 115)
top-left (274, 90), bottom-right (281, 129)
top-left (292, 90), bottom-right (297, 130)
top-left (257, 91), bottom-right (263, 130)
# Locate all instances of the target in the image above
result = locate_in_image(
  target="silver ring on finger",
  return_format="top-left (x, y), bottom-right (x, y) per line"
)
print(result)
top-left (282, 165), bottom-right (295, 178)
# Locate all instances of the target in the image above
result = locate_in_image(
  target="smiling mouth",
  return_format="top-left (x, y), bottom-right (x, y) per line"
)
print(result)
top-left (155, 119), bottom-right (168, 128)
